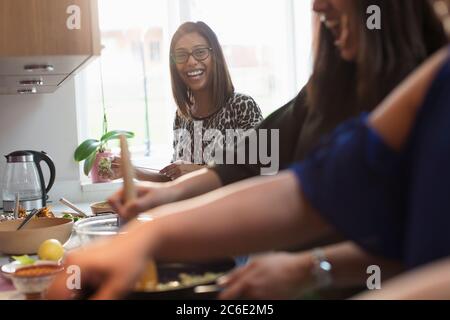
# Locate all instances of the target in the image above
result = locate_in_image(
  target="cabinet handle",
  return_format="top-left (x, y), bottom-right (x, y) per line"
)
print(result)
top-left (19, 79), bottom-right (44, 86)
top-left (24, 64), bottom-right (55, 72)
top-left (17, 88), bottom-right (37, 94)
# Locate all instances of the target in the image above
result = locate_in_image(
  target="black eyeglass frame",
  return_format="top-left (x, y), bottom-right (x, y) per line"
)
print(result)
top-left (171, 47), bottom-right (213, 64)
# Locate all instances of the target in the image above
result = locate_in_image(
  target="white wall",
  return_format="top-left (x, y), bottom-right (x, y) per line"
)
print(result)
top-left (0, 79), bottom-right (117, 206)
top-left (0, 79), bottom-right (79, 180)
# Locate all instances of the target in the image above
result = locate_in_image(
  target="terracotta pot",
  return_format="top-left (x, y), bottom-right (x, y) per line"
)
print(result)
top-left (90, 151), bottom-right (114, 183)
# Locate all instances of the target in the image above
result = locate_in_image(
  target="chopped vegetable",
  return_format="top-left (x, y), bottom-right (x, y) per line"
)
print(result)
top-left (62, 213), bottom-right (81, 222)
top-left (12, 255), bottom-right (36, 266)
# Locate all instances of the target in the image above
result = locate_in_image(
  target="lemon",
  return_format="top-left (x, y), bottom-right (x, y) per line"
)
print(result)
top-left (38, 239), bottom-right (65, 261)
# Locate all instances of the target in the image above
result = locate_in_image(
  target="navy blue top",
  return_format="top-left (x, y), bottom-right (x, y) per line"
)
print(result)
top-left (291, 48), bottom-right (450, 269)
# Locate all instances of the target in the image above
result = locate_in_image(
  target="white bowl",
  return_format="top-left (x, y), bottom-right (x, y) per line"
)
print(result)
top-left (9, 263), bottom-right (63, 298)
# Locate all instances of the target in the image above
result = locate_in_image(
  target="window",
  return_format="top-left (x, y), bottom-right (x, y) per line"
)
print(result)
top-left (76, 0), bottom-right (312, 170)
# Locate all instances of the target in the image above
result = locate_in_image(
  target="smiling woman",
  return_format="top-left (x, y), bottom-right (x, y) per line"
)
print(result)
top-left (156, 21), bottom-right (264, 180)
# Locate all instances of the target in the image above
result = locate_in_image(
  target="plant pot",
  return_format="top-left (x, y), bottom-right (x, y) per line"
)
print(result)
top-left (90, 151), bottom-right (114, 184)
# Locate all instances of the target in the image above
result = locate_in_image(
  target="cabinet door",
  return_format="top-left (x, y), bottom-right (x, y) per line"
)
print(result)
top-left (0, 0), bottom-right (98, 56)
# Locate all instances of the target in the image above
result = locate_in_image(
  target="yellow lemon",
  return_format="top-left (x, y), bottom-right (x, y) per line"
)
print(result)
top-left (38, 239), bottom-right (65, 261)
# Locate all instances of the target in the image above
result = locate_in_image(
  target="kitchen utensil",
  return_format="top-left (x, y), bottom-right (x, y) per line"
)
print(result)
top-left (2, 151), bottom-right (55, 212)
top-left (13, 194), bottom-right (20, 219)
top-left (0, 218), bottom-right (73, 255)
top-left (59, 198), bottom-right (88, 218)
top-left (16, 208), bottom-right (39, 230)
top-left (119, 135), bottom-right (136, 202)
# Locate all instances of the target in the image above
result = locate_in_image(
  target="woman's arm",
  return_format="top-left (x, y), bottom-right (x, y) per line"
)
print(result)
top-left (219, 241), bottom-right (403, 300)
top-left (134, 168), bottom-right (171, 182)
top-left (142, 172), bottom-right (332, 262)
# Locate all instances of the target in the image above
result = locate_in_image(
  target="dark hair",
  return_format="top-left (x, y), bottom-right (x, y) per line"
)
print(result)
top-left (308, 0), bottom-right (448, 121)
top-left (169, 21), bottom-right (234, 119)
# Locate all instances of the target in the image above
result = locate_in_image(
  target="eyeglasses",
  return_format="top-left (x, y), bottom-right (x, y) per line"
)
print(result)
top-left (171, 47), bottom-right (213, 64)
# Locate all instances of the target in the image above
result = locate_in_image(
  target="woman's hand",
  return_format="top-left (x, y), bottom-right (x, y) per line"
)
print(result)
top-left (160, 161), bottom-right (205, 180)
top-left (219, 252), bottom-right (315, 300)
top-left (46, 223), bottom-right (154, 300)
top-left (110, 156), bottom-right (124, 180)
top-left (108, 182), bottom-right (176, 219)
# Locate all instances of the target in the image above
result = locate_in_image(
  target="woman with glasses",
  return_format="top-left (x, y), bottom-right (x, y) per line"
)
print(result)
top-left (113, 21), bottom-right (263, 182)
top-left (162, 21), bottom-right (262, 180)
top-left (112, 22), bottom-right (262, 182)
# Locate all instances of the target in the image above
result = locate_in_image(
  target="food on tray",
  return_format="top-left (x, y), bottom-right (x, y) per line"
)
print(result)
top-left (137, 271), bottom-right (224, 292)
top-left (37, 239), bottom-right (65, 261)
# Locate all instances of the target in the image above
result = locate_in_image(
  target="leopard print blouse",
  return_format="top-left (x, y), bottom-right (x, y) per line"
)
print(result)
top-left (172, 92), bottom-right (263, 165)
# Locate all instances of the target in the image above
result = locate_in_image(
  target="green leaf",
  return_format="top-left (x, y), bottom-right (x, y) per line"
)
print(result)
top-left (74, 139), bottom-right (100, 162)
top-left (12, 255), bottom-right (36, 266)
top-left (84, 152), bottom-right (96, 176)
top-left (100, 130), bottom-right (134, 142)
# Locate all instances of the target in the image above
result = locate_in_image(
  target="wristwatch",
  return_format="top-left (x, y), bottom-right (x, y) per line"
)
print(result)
top-left (310, 248), bottom-right (333, 289)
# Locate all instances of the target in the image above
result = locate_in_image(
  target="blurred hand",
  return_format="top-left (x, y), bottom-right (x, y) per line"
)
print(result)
top-left (46, 225), bottom-right (151, 300)
top-left (219, 252), bottom-right (315, 300)
top-left (110, 156), bottom-right (123, 180)
top-left (108, 182), bottom-right (171, 219)
top-left (160, 161), bottom-right (205, 180)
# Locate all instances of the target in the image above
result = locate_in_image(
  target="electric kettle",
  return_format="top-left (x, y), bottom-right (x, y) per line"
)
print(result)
top-left (2, 150), bottom-right (56, 213)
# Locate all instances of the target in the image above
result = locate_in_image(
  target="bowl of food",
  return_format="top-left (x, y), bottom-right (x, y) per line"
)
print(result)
top-left (126, 259), bottom-right (236, 300)
top-left (73, 259), bottom-right (235, 300)
top-left (90, 201), bottom-right (115, 215)
top-left (0, 218), bottom-right (73, 255)
top-left (9, 263), bottom-right (64, 299)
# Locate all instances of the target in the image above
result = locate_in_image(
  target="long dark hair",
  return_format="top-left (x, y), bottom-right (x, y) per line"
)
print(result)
top-left (169, 21), bottom-right (234, 119)
top-left (308, 0), bottom-right (447, 121)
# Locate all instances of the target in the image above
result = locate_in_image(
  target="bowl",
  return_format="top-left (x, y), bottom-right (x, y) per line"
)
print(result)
top-left (74, 214), bottom-right (120, 245)
top-left (0, 218), bottom-right (73, 255)
top-left (1, 260), bottom-right (59, 279)
top-left (90, 201), bottom-right (116, 215)
top-left (9, 263), bottom-right (63, 299)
